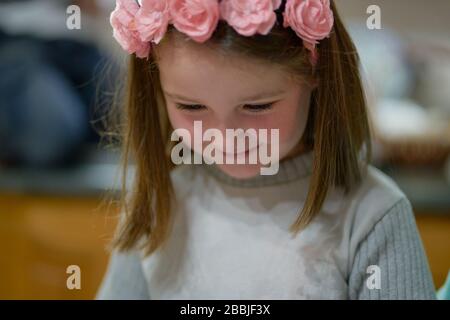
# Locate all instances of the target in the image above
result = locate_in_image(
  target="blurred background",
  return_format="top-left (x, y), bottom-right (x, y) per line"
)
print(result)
top-left (0, 0), bottom-right (449, 299)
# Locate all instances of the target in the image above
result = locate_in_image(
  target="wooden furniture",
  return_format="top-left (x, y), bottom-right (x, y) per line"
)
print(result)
top-left (0, 193), bottom-right (118, 300)
top-left (415, 213), bottom-right (450, 289)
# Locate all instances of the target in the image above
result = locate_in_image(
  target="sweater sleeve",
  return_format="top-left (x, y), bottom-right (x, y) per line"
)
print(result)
top-left (96, 250), bottom-right (150, 300)
top-left (348, 197), bottom-right (437, 300)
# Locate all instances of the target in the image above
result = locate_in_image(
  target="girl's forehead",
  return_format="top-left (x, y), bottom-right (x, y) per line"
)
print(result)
top-left (155, 42), bottom-right (296, 97)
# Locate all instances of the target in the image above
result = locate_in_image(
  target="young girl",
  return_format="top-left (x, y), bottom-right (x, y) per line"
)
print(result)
top-left (97, 0), bottom-right (436, 299)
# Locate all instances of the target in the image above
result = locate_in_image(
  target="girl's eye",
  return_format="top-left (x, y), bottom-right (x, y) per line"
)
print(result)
top-left (175, 103), bottom-right (274, 113)
top-left (175, 103), bottom-right (207, 112)
top-left (242, 103), bottom-right (274, 113)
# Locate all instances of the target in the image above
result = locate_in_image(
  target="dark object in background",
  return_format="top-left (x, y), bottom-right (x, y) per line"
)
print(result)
top-left (0, 30), bottom-right (113, 169)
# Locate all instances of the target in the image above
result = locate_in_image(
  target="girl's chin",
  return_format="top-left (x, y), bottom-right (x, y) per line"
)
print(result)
top-left (215, 163), bottom-right (263, 180)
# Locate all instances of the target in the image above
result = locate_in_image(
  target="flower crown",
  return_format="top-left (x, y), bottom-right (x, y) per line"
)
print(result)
top-left (110, 0), bottom-right (334, 65)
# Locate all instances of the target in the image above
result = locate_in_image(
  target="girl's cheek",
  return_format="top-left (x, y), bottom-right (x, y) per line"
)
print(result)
top-left (167, 106), bottom-right (212, 153)
top-left (242, 108), bottom-right (306, 147)
top-left (167, 105), bottom-right (199, 131)
top-left (278, 95), bottom-right (311, 146)
top-left (279, 114), bottom-right (305, 146)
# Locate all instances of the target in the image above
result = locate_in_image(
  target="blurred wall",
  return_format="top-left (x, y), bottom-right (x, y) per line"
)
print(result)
top-left (336, 0), bottom-right (450, 43)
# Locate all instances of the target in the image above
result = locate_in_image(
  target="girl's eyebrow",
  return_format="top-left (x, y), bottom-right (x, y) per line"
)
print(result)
top-left (164, 89), bottom-right (286, 103)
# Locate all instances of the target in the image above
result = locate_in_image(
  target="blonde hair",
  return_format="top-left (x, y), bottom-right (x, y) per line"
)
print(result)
top-left (108, 0), bottom-right (371, 256)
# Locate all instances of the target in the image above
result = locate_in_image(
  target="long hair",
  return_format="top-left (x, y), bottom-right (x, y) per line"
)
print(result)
top-left (108, 0), bottom-right (372, 256)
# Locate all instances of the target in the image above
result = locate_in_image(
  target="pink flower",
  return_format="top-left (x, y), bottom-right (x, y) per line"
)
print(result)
top-left (220, 0), bottom-right (282, 36)
top-left (283, 0), bottom-right (334, 51)
top-left (135, 0), bottom-right (170, 44)
top-left (170, 0), bottom-right (220, 43)
top-left (110, 0), bottom-right (150, 58)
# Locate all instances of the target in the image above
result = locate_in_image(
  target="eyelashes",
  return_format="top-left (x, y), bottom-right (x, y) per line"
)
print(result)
top-left (242, 103), bottom-right (273, 112)
top-left (175, 103), bottom-right (274, 113)
top-left (176, 104), bottom-right (206, 111)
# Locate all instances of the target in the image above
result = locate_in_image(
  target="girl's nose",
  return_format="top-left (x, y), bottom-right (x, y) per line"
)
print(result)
top-left (207, 121), bottom-right (258, 155)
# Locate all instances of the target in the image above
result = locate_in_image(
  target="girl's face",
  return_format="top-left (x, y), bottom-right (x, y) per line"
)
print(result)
top-left (155, 40), bottom-right (314, 179)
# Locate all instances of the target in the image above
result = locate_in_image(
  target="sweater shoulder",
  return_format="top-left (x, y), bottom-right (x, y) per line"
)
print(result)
top-left (351, 165), bottom-right (409, 230)
top-left (345, 165), bottom-right (412, 266)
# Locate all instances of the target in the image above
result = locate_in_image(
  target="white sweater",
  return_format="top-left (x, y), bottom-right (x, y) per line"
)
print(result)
top-left (97, 150), bottom-right (436, 299)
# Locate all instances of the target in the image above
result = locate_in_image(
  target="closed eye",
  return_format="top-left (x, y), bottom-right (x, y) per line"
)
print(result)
top-left (242, 103), bottom-right (274, 113)
top-left (175, 103), bottom-right (274, 113)
top-left (175, 103), bottom-right (207, 111)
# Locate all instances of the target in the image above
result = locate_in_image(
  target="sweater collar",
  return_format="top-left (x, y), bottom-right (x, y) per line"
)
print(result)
top-left (202, 149), bottom-right (314, 188)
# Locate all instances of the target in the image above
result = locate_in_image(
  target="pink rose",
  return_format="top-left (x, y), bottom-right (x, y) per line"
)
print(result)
top-left (283, 0), bottom-right (334, 51)
top-left (135, 0), bottom-right (170, 44)
top-left (170, 0), bottom-right (220, 43)
top-left (110, 0), bottom-right (150, 58)
top-left (220, 0), bottom-right (282, 36)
